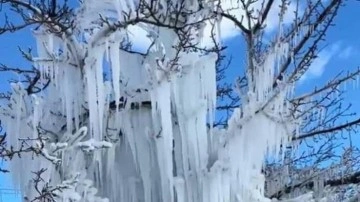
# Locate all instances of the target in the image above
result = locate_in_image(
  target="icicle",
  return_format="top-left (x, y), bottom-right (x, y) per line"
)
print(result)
top-left (96, 49), bottom-right (105, 140)
top-left (64, 68), bottom-right (74, 134)
top-left (151, 81), bottom-right (174, 202)
top-left (85, 56), bottom-right (98, 139)
top-left (110, 41), bottom-right (121, 124)
top-left (174, 177), bottom-right (185, 202)
top-left (84, 46), bottom-right (106, 140)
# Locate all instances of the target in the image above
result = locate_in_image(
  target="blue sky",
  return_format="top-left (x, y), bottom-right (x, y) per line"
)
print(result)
top-left (0, 1), bottom-right (359, 201)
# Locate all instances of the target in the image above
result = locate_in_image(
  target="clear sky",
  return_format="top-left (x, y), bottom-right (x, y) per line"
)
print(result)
top-left (0, 1), bottom-right (359, 201)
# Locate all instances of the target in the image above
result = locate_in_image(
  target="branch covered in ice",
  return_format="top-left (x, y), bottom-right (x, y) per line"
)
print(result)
top-left (77, 139), bottom-right (112, 153)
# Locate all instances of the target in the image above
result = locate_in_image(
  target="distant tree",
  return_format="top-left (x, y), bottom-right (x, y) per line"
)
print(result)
top-left (0, 0), bottom-right (359, 201)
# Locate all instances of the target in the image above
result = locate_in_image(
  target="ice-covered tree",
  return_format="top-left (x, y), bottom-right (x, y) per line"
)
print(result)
top-left (0, 0), bottom-right (359, 201)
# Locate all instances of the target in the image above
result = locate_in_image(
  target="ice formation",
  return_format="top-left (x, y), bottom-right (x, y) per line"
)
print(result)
top-left (0, 0), bottom-right (305, 202)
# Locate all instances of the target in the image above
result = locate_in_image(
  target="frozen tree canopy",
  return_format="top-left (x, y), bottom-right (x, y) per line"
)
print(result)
top-left (0, 0), bottom-right (304, 201)
top-left (0, 0), bottom-right (355, 201)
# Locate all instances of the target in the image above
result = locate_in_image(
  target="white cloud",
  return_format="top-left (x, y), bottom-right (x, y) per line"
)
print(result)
top-left (127, 25), bottom-right (152, 52)
top-left (300, 42), bottom-right (341, 81)
top-left (338, 46), bottom-right (356, 59)
top-left (264, 0), bottom-right (299, 32)
top-left (201, 0), bottom-right (299, 45)
top-left (206, 0), bottom-right (300, 43)
top-left (129, 0), bottom-right (302, 48)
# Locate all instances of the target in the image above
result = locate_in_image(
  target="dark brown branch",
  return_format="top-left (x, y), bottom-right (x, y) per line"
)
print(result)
top-left (274, 0), bottom-right (342, 88)
top-left (294, 117), bottom-right (360, 141)
top-left (271, 171), bottom-right (360, 199)
top-left (217, 12), bottom-right (250, 34)
top-left (252, 0), bottom-right (275, 33)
